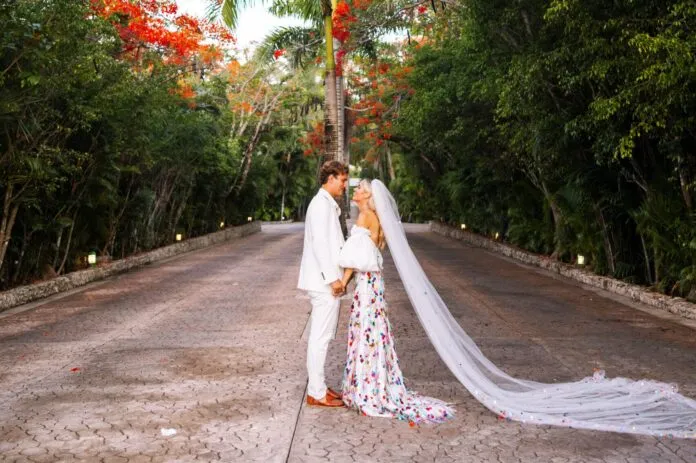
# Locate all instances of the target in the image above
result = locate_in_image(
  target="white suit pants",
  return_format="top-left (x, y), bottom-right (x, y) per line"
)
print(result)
top-left (306, 291), bottom-right (340, 400)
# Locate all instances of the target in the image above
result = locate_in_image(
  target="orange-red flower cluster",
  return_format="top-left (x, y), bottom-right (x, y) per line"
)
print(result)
top-left (349, 56), bottom-right (414, 152)
top-left (332, 1), bottom-right (356, 43)
top-left (92, 0), bottom-right (234, 65)
top-left (300, 122), bottom-right (325, 157)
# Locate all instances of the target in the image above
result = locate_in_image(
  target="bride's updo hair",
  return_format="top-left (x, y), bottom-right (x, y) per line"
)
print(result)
top-left (359, 179), bottom-right (385, 249)
top-left (359, 179), bottom-right (377, 211)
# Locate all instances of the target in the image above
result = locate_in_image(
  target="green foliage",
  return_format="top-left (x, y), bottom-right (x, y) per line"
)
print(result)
top-left (0, 0), bottom-right (318, 289)
top-left (391, 0), bottom-right (696, 299)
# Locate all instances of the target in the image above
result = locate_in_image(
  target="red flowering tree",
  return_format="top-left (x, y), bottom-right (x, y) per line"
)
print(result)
top-left (92, 0), bottom-right (234, 64)
top-left (92, 0), bottom-right (237, 109)
top-left (92, 0), bottom-right (236, 106)
top-left (348, 43), bottom-right (415, 180)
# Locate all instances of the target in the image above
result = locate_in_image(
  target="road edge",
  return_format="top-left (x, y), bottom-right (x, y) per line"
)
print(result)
top-left (430, 221), bottom-right (696, 321)
top-left (0, 222), bottom-right (261, 313)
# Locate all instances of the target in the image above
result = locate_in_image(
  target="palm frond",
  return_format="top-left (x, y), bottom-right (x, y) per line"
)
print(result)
top-left (269, 0), bottom-right (324, 26)
top-left (205, 1), bottom-right (223, 22)
top-left (208, 0), bottom-right (265, 29)
top-left (255, 25), bottom-right (323, 68)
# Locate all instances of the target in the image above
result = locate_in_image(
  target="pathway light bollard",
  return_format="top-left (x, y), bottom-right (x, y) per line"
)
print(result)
top-left (494, 232), bottom-right (500, 240)
top-left (247, 216), bottom-right (253, 222)
top-left (88, 251), bottom-right (97, 266)
top-left (461, 224), bottom-right (466, 230)
top-left (219, 221), bottom-right (225, 229)
top-left (577, 254), bottom-right (586, 266)
top-left (176, 233), bottom-right (182, 242)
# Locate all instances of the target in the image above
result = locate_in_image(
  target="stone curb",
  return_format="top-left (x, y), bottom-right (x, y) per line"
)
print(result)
top-left (261, 220), bottom-right (295, 225)
top-left (430, 221), bottom-right (696, 321)
top-left (0, 222), bottom-right (261, 313)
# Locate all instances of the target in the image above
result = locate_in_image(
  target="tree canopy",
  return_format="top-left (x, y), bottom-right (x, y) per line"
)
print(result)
top-left (0, 0), bottom-right (320, 288)
top-left (1, 0), bottom-right (694, 302)
top-left (360, 0), bottom-right (696, 300)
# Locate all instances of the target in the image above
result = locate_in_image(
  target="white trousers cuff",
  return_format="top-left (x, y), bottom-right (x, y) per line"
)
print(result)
top-left (306, 291), bottom-right (340, 400)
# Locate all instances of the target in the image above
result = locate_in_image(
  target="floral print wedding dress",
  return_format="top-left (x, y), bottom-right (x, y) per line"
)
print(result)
top-left (338, 225), bottom-right (454, 424)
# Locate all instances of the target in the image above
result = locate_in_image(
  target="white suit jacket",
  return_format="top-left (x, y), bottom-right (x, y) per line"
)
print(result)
top-left (297, 188), bottom-right (345, 293)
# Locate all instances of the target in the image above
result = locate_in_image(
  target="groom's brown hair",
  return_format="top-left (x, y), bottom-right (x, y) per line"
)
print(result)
top-left (319, 160), bottom-right (348, 185)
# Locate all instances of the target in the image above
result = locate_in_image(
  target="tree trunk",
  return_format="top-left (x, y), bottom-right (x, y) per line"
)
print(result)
top-left (57, 214), bottom-right (77, 275)
top-left (640, 233), bottom-right (653, 285)
top-left (541, 181), bottom-right (562, 259)
top-left (324, 71), bottom-right (340, 163)
top-left (52, 228), bottom-right (64, 270)
top-left (336, 72), bottom-right (352, 228)
top-left (679, 165), bottom-right (693, 211)
top-left (231, 91), bottom-right (284, 196)
top-left (343, 90), bottom-right (353, 218)
top-left (33, 242), bottom-right (44, 277)
top-left (104, 176), bottom-right (134, 256)
top-left (146, 171), bottom-right (177, 248)
top-left (11, 225), bottom-right (31, 284)
top-left (385, 143), bottom-right (396, 181)
top-left (595, 205), bottom-right (616, 274)
top-left (0, 184), bottom-right (19, 274)
top-left (323, 11), bottom-right (340, 164)
top-left (0, 203), bottom-right (18, 276)
top-left (325, 69), bottom-right (348, 236)
top-left (280, 186), bottom-right (286, 221)
top-left (170, 181), bottom-right (193, 232)
top-left (235, 140), bottom-right (259, 196)
top-left (322, 2), bottom-right (348, 236)
top-left (336, 74), bottom-right (345, 161)
top-left (156, 175), bottom-right (179, 245)
top-left (103, 221), bottom-right (118, 257)
top-left (343, 86), bottom-right (352, 165)
top-left (202, 190), bottom-right (214, 234)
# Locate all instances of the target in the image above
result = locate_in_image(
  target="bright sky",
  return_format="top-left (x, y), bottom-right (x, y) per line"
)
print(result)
top-left (176, 1), bottom-right (308, 50)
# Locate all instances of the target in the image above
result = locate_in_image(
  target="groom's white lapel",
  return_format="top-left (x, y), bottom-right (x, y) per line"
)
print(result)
top-left (297, 188), bottom-right (345, 293)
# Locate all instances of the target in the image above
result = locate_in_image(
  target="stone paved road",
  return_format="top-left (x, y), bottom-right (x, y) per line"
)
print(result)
top-left (1, 224), bottom-right (695, 462)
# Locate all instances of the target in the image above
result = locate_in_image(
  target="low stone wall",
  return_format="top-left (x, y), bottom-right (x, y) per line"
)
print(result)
top-left (261, 219), bottom-right (295, 225)
top-left (430, 222), bottom-right (696, 321)
top-left (0, 222), bottom-right (261, 313)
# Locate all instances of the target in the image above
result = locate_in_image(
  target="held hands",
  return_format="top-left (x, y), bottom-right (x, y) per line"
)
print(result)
top-left (331, 270), bottom-right (354, 297)
top-left (331, 280), bottom-right (346, 297)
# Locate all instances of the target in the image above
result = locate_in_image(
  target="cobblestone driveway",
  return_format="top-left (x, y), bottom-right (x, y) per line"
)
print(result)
top-left (1, 224), bottom-right (695, 462)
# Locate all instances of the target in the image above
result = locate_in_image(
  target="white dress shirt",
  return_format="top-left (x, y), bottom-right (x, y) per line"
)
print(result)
top-left (297, 188), bottom-right (346, 293)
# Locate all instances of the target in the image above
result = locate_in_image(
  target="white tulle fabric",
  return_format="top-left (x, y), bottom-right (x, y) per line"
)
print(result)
top-left (338, 225), bottom-right (383, 272)
top-left (369, 179), bottom-right (696, 439)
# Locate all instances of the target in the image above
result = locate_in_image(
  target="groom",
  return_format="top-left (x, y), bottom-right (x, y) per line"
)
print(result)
top-left (298, 160), bottom-right (349, 407)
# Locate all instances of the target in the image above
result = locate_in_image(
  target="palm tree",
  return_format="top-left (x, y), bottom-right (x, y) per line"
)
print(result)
top-left (210, 0), bottom-right (343, 167)
top-left (260, 28), bottom-right (351, 165)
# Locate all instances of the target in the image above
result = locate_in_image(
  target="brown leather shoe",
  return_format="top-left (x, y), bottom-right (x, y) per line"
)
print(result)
top-left (306, 394), bottom-right (343, 407)
top-left (326, 388), bottom-right (342, 400)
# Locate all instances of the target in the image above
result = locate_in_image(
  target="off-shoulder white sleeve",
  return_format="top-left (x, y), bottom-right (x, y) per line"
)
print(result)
top-left (338, 231), bottom-right (383, 272)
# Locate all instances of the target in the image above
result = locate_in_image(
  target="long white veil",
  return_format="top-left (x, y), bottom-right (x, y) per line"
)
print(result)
top-left (370, 179), bottom-right (696, 439)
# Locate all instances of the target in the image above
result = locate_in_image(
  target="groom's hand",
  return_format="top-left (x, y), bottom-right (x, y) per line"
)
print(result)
top-left (330, 280), bottom-right (344, 297)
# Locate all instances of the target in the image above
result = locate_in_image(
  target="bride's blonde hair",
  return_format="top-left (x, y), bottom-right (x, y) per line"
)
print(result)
top-left (360, 179), bottom-right (385, 249)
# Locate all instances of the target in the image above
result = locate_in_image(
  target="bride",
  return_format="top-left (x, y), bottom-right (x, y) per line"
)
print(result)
top-left (337, 179), bottom-right (696, 438)
top-left (338, 179), bottom-right (454, 424)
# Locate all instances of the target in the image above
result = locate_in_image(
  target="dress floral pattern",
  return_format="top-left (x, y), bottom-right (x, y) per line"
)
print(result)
top-left (339, 226), bottom-right (454, 424)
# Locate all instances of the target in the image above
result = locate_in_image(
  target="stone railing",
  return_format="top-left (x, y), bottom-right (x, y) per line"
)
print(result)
top-left (430, 221), bottom-right (696, 321)
top-left (0, 222), bottom-right (261, 313)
